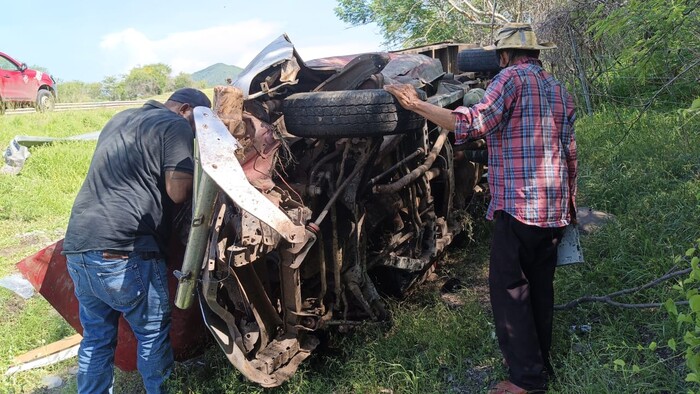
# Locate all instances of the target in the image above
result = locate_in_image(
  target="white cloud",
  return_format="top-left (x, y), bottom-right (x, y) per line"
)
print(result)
top-left (97, 21), bottom-right (387, 79)
top-left (98, 20), bottom-right (282, 77)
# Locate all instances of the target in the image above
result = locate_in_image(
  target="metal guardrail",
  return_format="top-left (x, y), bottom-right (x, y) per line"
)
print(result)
top-left (4, 100), bottom-right (146, 115)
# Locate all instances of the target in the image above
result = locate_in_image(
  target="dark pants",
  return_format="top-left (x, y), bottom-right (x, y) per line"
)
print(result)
top-left (489, 211), bottom-right (564, 391)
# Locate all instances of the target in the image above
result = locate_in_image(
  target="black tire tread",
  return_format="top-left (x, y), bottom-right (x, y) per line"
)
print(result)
top-left (283, 90), bottom-right (425, 138)
top-left (457, 48), bottom-right (501, 73)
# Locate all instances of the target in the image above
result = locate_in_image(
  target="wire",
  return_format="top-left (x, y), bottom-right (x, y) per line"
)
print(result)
top-left (204, 249), bottom-right (233, 284)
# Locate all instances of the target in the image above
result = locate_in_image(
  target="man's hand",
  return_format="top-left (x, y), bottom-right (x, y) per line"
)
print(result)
top-left (384, 84), bottom-right (422, 111)
top-left (385, 83), bottom-right (458, 132)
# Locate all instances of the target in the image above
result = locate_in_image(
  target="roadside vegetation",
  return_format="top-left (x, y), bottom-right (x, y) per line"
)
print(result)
top-left (0, 101), bottom-right (698, 394)
top-left (1, 0), bottom-right (699, 392)
top-left (56, 64), bottom-right (207, 104)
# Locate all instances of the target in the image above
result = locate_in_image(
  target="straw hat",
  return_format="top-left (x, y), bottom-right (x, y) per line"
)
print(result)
top-left (483, 23), bottom-right (557, 51)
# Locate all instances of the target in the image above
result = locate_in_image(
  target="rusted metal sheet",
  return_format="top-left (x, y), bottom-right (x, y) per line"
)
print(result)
top-left (213, 86), bottom-right (280, 190)
top-left (304, 54), bottom-right (360, 70)
top-left (391, 41), bottom-right (478, 74)
top-left (312, 53), bottom-right (389, 92)
top-left (239, 114), bottom-right (282, 191)
top-left (305, 42), bottom-right (476, 75)
top-left (213, 86), bottom-right (245, 137)
top-left (557, 224), bottom-right (584, 266)
top-left (16, 239), bottom-right (209, 371)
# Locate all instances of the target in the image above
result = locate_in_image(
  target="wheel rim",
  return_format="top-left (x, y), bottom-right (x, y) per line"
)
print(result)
top-left (40, 94), bottom-right (54, 111)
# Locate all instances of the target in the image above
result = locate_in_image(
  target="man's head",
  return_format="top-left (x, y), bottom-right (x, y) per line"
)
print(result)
top-left (483, 23), bottom-right (556, 68)
top-left (164, 88), bottom-right (212, 131)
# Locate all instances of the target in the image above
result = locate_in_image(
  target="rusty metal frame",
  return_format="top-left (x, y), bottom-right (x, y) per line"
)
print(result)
top-left (194, 107), bottom-right (306, 244)
top-left (199, 265), bottom-right (318, 388)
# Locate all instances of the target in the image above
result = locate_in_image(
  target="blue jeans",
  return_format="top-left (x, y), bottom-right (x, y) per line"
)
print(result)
top-left (66, 250), bottom-right (173, 394)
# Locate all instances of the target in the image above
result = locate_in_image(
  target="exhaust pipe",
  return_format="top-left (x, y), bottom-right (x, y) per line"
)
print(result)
top-left (174, 170), bottom-right (218, 310)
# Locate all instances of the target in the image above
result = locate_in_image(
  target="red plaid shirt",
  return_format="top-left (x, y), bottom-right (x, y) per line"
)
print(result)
top-left (453, 57), bottom-right (577, 228)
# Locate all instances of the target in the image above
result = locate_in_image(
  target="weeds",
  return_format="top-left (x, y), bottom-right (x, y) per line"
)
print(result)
top-left (0, 105), bottom-right (698, 393)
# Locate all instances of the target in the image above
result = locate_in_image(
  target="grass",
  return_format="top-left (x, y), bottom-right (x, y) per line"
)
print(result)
top-left (0, 110), bottom-right (118, 277)
top-left (0, 105), bottom-right (698, 393)
top-left (0, 110), bottom-right (118, 392)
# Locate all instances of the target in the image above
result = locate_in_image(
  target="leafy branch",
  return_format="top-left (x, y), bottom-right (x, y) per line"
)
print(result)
top-left (614, 50), bottom-right (700, 146)
top-left (555, 267), bottom-right (692, 310)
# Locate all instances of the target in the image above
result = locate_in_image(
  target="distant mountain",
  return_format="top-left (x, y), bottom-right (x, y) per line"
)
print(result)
top-left (191, 63), bottom-right (243, 87)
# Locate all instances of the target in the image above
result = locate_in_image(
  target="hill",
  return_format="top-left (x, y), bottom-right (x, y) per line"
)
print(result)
top-left (192, 63), bottom-right (243, 87)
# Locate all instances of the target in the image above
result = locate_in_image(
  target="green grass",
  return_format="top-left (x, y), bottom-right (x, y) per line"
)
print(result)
top-left (0, 110), bottom-right (118, 277)
top-left (0, 106), bottom-right (698, 393)
top-left (550, 108), bottom-right (700, 394)
top-left (0, 110), bottom-right (117, 392)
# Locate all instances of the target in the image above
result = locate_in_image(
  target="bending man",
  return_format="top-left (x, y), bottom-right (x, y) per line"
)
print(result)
top-left (63, 88), bottom-right (211, 394)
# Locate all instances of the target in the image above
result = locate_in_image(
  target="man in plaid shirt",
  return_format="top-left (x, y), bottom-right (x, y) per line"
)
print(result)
top-left (386, 23), bottom-right (577, 393)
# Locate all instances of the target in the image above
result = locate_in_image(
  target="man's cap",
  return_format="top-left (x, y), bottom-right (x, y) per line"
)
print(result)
top-left (483, 23), bottom-right (557, 51)
top-left (167, 88), bottom-right (212, 108)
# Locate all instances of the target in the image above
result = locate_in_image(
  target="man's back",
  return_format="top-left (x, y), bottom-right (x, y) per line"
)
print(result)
top-left (63, 101), bottom-right (194, 254)
top-left (489, 57), bottom-right (575, 227)
top-left (454, 57), bottom-right (577, 227)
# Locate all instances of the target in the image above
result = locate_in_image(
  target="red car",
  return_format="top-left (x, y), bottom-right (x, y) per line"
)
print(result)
top-left (0, 51), bottom-right (57, 114)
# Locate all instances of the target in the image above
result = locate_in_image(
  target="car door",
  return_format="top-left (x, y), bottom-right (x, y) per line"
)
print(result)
top-left (0, 54), bottom-right (31, 101)
top-left (0, 54), bottom-right (15, 100)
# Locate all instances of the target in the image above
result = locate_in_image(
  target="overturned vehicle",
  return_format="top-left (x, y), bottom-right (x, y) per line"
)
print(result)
top-left (17, 35), bottom-right (500, 387)
top-left (180, 35), bottom-right (499, 386)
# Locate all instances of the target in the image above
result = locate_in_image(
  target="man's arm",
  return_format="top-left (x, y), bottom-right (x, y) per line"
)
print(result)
top-left (384, 84), bottom-right (457, 131)
top-left (165, 170), bottom-right (193, 204)
top-left (385, 78), bottom-right (509, 141)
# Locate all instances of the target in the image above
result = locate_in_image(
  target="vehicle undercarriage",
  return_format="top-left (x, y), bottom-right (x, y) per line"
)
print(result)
top-left (174, 35), bottom-right (494, 387)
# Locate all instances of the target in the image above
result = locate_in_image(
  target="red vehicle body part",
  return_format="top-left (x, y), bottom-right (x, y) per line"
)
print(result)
top-left (0, 51), bottom-right (56, 111)
top-left (16, 239), bottom-right (209, 371)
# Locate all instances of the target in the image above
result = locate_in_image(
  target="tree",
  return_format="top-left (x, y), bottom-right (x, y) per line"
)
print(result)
top-left (537, 0), bottom-right (700, 112)
top-left (334, 0), bottom-right (563, 48)
top-left (101, 75), bottom-right (127, 101)
top-left (122, 63), bottom-right (172, 99)
top-left (588, 0), bottom-right (700, 102)
top-left (168, 72), bottom-right (206, 91)
top-left (56, 81), bottom-right (104, 103)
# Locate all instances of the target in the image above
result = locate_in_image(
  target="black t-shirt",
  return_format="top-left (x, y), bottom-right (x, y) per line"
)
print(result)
top-left (63, 100), bottom-right (194, 254)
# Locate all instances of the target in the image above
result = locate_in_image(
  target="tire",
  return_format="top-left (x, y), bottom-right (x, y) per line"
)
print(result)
top-left (457, 48), bottom-right (501, 73)
top-left (36, 90), bottom-right (55, 112)
top-left (0, 97), bottom-right (4, 116)
top-left (282, 89), bottom-right (425, 138)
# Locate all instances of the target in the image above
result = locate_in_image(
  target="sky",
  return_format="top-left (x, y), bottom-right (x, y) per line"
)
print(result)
top-left (0, 0), bottom-right (385, 83)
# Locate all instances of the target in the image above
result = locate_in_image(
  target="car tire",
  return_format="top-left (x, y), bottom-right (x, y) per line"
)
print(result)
top-left (36, 90), bottom-right (55, 113)
top-left (282, 89), bottom-right (425, 138)
top-left (0, 97), bottom-right (5, 116)
top-left (457, 48), bottom-right (501, 73)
